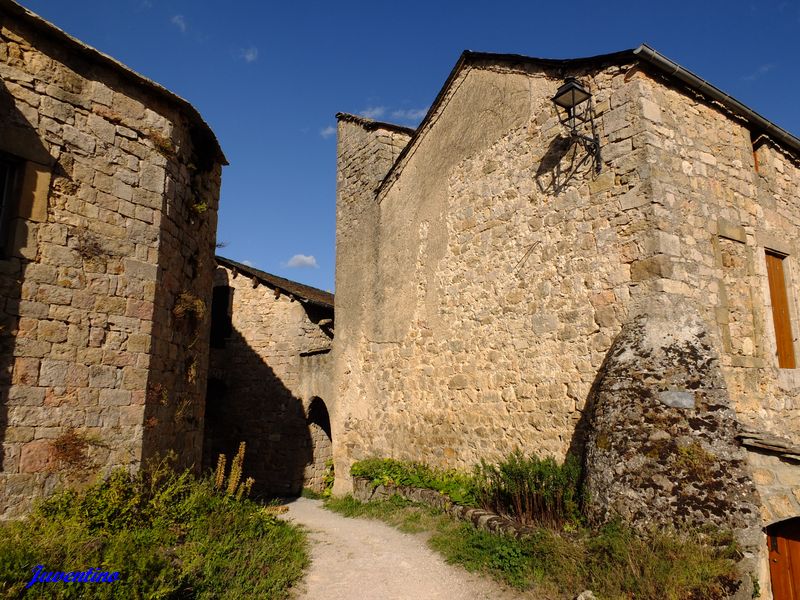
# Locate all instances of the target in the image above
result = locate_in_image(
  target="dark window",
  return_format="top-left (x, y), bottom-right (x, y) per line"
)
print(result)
top-left (765, 250), bottom-right (796, 369)
top-left (0, 154), bottom-right (20, 249)
top-left (210, 285), bottom-right (233, 348)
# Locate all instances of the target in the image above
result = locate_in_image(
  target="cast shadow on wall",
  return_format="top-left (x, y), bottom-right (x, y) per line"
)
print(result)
top-left (202, 326), bottom-right (314, 498)
top-left (535, 134), bottom-right (595, 196)
top-left (0, 81), bottom-right (59, 478)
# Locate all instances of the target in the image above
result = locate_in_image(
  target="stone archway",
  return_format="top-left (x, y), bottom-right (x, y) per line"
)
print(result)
top-left (304, 397), bottom-right (332, 493)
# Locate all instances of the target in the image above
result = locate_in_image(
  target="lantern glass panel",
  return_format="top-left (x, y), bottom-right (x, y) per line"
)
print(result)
top-left (553, 80), bottom-right (591, 108)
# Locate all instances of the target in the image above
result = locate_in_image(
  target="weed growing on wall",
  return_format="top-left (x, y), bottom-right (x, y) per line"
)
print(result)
top-left (321, 459), bottom-right (335, 498)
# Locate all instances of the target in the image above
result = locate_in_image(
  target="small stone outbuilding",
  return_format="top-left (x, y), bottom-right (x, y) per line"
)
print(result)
top-left (332, 46), bottom-right (800, 596)
top-left (0, 0), bottom-right (225, 517)
top-left (204, 257), bottom-right (334, 495)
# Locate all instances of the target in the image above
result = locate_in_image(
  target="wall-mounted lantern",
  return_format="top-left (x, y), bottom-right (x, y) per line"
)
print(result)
top-left (552, 77), bottom-right (602, 173)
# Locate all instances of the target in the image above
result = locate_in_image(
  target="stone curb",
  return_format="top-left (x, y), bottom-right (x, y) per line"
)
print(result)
top-left (351, 477), bottom-right (536, 538)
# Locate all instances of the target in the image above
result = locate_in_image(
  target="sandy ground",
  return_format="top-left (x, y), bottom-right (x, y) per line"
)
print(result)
top-left (284, 497), bottom-right (531, 600)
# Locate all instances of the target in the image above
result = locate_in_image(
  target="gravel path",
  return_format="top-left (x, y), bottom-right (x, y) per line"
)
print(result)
top-left (284, 497), bottom-right (528, 600)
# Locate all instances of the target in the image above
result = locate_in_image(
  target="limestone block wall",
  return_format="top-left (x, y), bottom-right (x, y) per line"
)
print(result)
top-left (332, 116), bottom-right (411, 492)
top-left (204, 264), bottom-right (332, 495)
top-left (0, 5), bottom-right (222, 517)
top-left (334, 58), bottom-right (659, 488)
top-left (633, 71), bottom-right (800, 445)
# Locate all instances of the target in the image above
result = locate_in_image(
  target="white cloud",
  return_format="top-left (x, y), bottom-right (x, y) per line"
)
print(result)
top-left (286, 254), bottom-right (319, 269)
top-left (320, 125), bottom-right (336, 139)
top-left (240, 46), bottom-right (259, 63)
top-left (742, 63), bottom-right (775, 82)
top-left (170, 14), bottom-right (187, 33)
top-left (242, 260), bottom-right (255, 267)
top-left (391, 107), bottom-right (428, 121)
top-left (360, 106), bottom-right (386, 119)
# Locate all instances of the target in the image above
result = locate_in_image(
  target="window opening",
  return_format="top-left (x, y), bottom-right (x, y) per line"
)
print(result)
top-left (765, 250), bottom-right (796, 368)
top-left (210, 285), bottom-right (233, 348)
top-left (0, 154), bottom-right (20, 250)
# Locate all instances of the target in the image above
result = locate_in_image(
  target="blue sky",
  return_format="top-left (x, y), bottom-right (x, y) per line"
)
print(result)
top-left (20, 0), bottom-right (800, 292)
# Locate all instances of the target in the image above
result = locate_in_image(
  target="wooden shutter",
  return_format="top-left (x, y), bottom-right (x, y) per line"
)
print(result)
top-left (765, 251), bottom-right (796, 369)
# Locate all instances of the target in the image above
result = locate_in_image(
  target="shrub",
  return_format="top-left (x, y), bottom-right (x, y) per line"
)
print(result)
top-left (350, 458), bottom-right (478, 506)
top-left (0, 452), bottom-right (307, 599)
top-left (473, 450), bottom-right (582, 528)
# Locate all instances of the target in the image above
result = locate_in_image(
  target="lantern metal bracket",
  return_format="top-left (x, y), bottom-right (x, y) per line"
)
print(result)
top-left (552, 77), bottom-right (602, 174)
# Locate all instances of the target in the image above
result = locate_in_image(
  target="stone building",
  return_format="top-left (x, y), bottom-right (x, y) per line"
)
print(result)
top-left (0, 1), bottom-right (224, 517)
top-left (204, 256), bottom-right (333, 495)
top-left (332, 46), bottom-right (800, 595)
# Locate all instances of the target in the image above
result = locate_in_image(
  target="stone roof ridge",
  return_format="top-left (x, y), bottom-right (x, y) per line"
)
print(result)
top-left (373, 45), bottom-right (800, 202)
top-left (335, 112), bottom-right (416, 136)
top-left (0, 0), bottom-right (226, 165)
top-left (215, 256), bottom-right (334, 309)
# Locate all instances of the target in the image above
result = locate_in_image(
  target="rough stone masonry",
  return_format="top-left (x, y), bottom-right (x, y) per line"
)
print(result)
top-left (0, 0), bottom-right (224, 518)
top-left (331, 48), bottom-right (800, 595)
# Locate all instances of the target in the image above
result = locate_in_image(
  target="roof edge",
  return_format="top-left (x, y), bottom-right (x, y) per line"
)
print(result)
top-left (215, 255), bottom-right (334, 310)
top-left (633, 44), bottom-right (800, 155)
top-left (0, 0), bottom-right (227, 165)
top-left (375, 48), bottom-right (640, 200)
top-left (336, 112), bottom-right (416, 136)
top-left (373, 45), bottom-right (800, 201)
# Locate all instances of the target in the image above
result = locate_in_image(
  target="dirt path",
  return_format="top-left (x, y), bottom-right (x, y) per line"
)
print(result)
top-left (284, 497), bottom-right (528, 600)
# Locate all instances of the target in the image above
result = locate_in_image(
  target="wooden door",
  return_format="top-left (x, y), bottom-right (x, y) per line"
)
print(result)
top-left (768, 519), bottom-right (800, 600)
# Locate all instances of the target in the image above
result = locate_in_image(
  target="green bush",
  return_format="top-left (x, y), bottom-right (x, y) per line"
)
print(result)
top-left (350, 458), bottom-right (478, 506)
top-left (0, 455), bottom-right (307, 599)
top-left (473, 450), bottom-right (583, 528)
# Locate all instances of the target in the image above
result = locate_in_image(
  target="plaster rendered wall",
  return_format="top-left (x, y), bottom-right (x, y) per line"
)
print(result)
top-left (0, 12), bottom-right (221, 517)
top-left (333, 59), bottom-right (665, 488)
top-left (633, 72), bottom-right (800, 446)
top-left (204, 265), bottom-right (332, 495)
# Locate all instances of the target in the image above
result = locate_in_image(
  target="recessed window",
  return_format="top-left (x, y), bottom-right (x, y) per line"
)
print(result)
top-left (0, 153), bottom-right (20, 249)
top-left (210, 285), bottom-right (233, 348)
top-left (765, 250), bottom-right (796, 368)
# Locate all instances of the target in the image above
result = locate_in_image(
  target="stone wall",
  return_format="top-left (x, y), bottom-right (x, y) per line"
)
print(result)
top-left (333, 58), bottom-right (654, 490)
top-left (331, 115), bottom-right (411, 493)
top-left (333, 51), bottom-right (800, 486)
top-left (582, 302), bottom-right (761, 596)
top-left (204, 263), bottom-right (333, 495)
top-left (632, 71), bottom-right (800, 446)
top-left (0, 4), bottom-right (222, 517)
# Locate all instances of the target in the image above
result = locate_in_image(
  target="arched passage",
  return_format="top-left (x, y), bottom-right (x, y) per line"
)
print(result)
top-left (766, 516), bottom-right (800, 600)
top-left (303, 397), bottom-right (332, 493)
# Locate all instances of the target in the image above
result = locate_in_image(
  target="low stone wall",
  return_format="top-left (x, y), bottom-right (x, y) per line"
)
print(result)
top-left (351, 476), bottom-right (532, 538)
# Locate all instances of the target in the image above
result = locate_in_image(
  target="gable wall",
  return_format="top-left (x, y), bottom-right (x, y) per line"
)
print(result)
top-left (333, 60), bottom-right (664, 488)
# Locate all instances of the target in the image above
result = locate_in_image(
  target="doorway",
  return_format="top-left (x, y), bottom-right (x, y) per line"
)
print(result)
top-left (767, 517), bottom-right (800, 599)
top-left (303, 397), bottom-right (332, 493)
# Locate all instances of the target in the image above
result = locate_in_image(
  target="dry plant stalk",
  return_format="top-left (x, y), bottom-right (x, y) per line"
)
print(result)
top-left (214, 454), bottom-right (227, 491)
top-left (226, 442), bottom-right (246, 496)
top-left (236, 477), bottom-right (254, 501)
